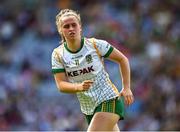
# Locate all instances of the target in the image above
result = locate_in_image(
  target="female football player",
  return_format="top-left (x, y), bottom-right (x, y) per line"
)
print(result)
top-left (52, 9), bottom-right (134, 131)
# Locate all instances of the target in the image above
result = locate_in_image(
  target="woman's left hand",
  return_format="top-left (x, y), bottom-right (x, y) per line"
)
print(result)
top-left (119, 88), bottom-right (134, 106)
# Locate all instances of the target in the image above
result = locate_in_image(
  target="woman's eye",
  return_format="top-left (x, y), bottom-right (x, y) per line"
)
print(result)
top-left (72, 23), bottom-right (77, 27)
top-left (63, 25), bottom-right (69, 29)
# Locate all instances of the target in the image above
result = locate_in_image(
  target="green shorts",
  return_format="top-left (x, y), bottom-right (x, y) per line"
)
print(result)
top-left (85, 97), bottom-right (125, 124)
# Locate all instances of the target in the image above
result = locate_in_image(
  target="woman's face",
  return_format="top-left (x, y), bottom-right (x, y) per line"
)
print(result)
top-left (59, 15), bottom-right (82, 41)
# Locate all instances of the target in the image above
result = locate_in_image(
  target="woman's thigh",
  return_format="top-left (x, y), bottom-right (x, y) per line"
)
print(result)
top-left (87, 112), bottom-right (120, 131)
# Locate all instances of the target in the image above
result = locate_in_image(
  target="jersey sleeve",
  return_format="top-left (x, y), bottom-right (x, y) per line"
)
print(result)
top-left (95, 39), bottom-right (114, 58)
top-left (51, 49), bottom-right (65, 74)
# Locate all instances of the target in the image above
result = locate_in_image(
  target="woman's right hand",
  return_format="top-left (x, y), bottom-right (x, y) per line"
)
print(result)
top-left (76, 80), bottom-right (94, 92)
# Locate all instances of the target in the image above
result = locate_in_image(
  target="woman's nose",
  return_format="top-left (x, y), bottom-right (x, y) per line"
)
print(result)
top-left (69, 25), bottom-right (74, 30)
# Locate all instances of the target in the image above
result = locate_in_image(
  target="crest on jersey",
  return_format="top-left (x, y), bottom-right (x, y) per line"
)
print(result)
top-left (86, 54), bottom-right (92, 63)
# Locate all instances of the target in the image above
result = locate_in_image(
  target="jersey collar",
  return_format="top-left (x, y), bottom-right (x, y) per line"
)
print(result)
top-left (64, 37), bottom-right (84, 54)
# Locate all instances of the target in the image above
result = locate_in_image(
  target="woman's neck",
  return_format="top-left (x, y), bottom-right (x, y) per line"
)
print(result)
top-left (66, 37), bottom-right (81, 52)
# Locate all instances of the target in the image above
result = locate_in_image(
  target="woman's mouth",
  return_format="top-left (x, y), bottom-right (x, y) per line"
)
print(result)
top-left (69, 32), bottom-right (75, 36)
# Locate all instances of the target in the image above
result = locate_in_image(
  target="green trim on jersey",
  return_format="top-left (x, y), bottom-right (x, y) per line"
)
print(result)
top-left (64, 38), bottom-right (84, 53)
top-left (103, 46), bottom-right (114, 58)
top-left (52, 69), bottom-right (65, 74)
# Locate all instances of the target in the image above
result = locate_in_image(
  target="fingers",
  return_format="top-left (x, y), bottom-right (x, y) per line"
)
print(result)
top-left (83, 80), bottom-right (94, 84)
top-left (81, 80), bottom-right (94, 91)
top-left (124, 94), bottom-right (134, 105)
top-left (119, 91), bottom-right (134, 106)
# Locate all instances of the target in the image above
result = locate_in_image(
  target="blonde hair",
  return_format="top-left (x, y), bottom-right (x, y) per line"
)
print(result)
top-left (56, 9), bottom-right (81, 43)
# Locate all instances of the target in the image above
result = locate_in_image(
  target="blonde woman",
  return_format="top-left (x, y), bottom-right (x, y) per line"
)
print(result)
top-left (51, 9), bottom-right (134, 131)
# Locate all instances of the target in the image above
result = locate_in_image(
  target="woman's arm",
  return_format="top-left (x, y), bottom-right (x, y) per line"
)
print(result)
top-left (54, 72), bottom-right (93, 93)
top-left (107, 47), bottom-right (134, 105)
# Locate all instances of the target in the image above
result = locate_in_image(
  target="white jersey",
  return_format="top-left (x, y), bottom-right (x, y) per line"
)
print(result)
top-left (51, 37), bottom-right (119, 115)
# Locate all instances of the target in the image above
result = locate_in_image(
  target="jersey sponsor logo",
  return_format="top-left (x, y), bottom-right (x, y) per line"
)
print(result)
top-left (67, 65), bottom-right (94, 77)
top-left (86, 54), bottom-right (93, 64)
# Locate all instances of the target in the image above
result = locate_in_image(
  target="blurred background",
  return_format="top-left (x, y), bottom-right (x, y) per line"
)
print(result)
top-left (0, 0), bottom-right (179, 131)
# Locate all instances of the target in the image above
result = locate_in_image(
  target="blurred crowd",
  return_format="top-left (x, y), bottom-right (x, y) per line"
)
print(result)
top-left (0, 0), bottom-right (179, 131)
